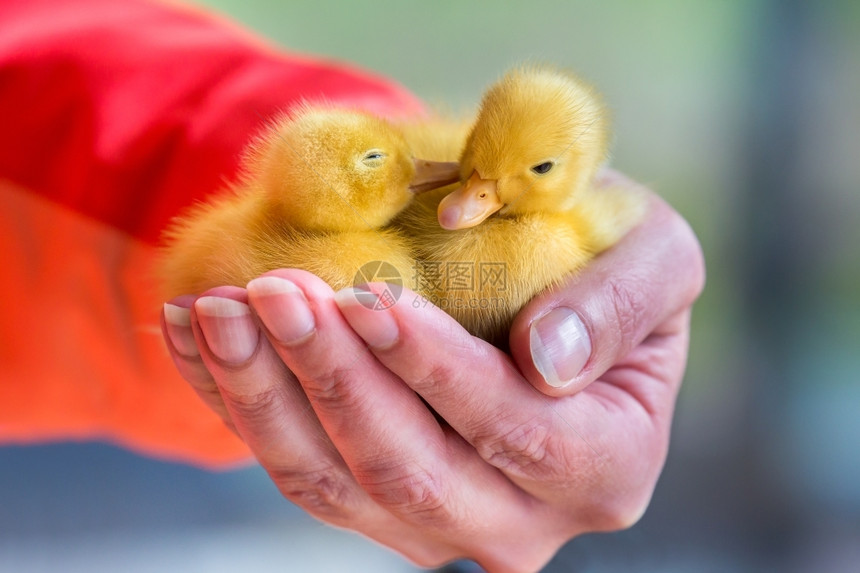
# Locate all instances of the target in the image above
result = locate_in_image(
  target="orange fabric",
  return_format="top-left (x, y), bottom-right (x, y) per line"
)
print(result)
top-left (0, 179), bottom-right (248, 466)
top-left (0, 0), bottom-right (424, 467)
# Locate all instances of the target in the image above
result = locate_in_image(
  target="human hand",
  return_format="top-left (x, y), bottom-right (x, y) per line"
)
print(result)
top-left (160, 171), bottom-right (704, 572)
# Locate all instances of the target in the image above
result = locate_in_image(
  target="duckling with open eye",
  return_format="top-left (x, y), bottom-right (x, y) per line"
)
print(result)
top-left (401, 67), bottom-right (646, 346)
top-left (158, 105), bottom-right (460, 299)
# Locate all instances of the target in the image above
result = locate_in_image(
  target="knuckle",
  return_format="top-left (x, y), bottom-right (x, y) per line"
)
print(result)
top-left (219, 385), bottom-right (284, 424)
top-left (615, 499), bottom-right (649, 530)
top-left (475, 417), bottom-right (560, 479)
top-left (607, 275), bottom-right (646, 345)
top-left (301, 364), bottom-right (361, 411)
top-left (587, 495), bottom-right (651, 532)
top-left (574, 464), bottom-right (658, 533)
top-left (358, 463), bottom-right (451, 525)
top-left (195, 384), bottom-right (224, 404)
top-left (402, 545), bottom-right (464, 570)
top-left (411, 362), bottom-right (457, 394)
top-left (410, 556), bottom-right (451, 570)
top-left (192, 385), bottom-right (231, 420)
top-left (681, 227), bottom-right (707, 304)
top-left (665, 208), bottom-right (707, 305)
top-left (269, 464), bottom-right (354, 520)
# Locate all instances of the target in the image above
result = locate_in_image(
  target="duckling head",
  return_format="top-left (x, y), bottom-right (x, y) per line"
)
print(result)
top-left (439, 67), bottom-right (608, 230)
top-left (250, 106), bottom-right (459, 232)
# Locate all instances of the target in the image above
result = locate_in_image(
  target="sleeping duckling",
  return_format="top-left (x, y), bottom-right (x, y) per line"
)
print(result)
top-left (158, 105), bottom-right (460, 299)
top-left (400, 67), bottom-right (645, 346)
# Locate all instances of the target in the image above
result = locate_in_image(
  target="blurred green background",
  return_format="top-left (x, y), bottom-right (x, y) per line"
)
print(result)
top-left (2, 1), bottom-right (858, 571)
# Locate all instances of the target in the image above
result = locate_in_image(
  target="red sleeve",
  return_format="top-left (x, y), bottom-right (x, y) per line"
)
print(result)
top-left (0, 0), bottom-right (425, 467)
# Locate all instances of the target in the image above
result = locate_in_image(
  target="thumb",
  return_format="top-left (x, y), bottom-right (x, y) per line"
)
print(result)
top-left (509, 177), bottom-right (705, 397)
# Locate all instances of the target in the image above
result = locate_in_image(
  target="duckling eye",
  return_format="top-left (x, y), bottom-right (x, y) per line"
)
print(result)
top-left (362, 151), bottom-right (387, 163)
top-left (531, 161), bottom-right (554, 175)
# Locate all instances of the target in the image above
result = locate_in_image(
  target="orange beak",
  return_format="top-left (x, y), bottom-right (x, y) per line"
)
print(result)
top-left (409, 158), bottom-right (461, 194)
top-left (437, 170), bottom-right (503, 230)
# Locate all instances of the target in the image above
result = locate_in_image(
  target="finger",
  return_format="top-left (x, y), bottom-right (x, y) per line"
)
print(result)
top-left (247, 270), bottom-right (549, 562)
top-left (510, 180), bottom-right (705, 397)
top-left (335, 286), bottom-right (605, 491)
top-left (339, 284), bottom-right (686, 535)
top-left (190, 285), bottom-right (491, 567)
top-left (160, 294), bottom-right (231, 423)
top-left (190, 287), bottom-right (375, 526)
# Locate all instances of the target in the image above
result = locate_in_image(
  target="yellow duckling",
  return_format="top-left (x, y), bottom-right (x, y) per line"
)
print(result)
top-left (158, 105), bottom-right (459, 299)
top-left (400, 67), bottom-right (645, 346)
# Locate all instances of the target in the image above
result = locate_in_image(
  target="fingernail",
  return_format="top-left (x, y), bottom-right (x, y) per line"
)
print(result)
top-left (194, 296), bottom-right (259, 364)
top-left (334, 287), bottom-right (399, 349)
top-left (247, 276), bottom-right (315, 344)
top-left (163, 303), bottom-right (199, 357)
top-left (530, 307), bottom-right (592, 388)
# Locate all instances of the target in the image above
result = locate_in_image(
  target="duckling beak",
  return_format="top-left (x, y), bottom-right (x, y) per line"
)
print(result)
top-left (437, 170), bottom-right (503, 230)
top-left (409, 158), bottom-right (461, 194)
